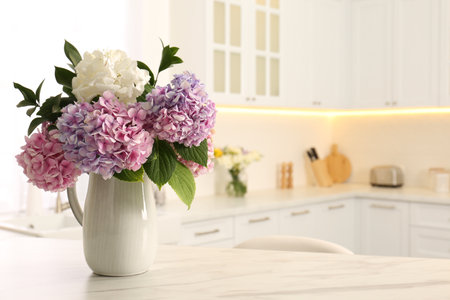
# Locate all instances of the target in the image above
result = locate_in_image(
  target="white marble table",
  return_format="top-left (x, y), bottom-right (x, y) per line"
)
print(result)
top-left (1, 238), bottom-right (450, 299)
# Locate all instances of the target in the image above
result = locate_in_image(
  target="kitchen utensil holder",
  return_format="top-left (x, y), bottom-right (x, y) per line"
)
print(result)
top-left (311, 159), bottom-right (333, 187)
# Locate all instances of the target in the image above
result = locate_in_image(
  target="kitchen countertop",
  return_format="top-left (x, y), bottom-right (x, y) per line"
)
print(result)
top-left (159, 184), bottom-right (450, 223)
top-left (1, 238), bottom-right (449, 300)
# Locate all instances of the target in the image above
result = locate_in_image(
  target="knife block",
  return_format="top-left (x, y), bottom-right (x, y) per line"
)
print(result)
top-left (311, 159), bottom-right (333, 187)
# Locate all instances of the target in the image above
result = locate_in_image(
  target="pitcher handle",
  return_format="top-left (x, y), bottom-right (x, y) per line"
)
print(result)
top-left (67, 186), bottom-right (83, 226)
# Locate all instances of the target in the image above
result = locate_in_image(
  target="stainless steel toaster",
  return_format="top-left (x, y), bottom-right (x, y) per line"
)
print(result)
top-left (370, 165), bottom-right (404, 188)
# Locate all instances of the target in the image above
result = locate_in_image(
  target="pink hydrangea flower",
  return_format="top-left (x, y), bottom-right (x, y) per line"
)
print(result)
top-left (146, 72), bottom-right (216, 147)
top-left (56, 91), bottom-right (154, 179)
top-left (16, 124), bottom-right (82, 192)
top-left (176, 133), bottom-right (215, 177)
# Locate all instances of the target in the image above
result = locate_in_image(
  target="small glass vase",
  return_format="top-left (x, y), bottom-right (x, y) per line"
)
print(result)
top-left (226, 169), bottom-right (248, 197)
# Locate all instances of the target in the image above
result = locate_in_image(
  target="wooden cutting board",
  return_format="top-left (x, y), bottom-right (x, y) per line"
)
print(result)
top-left (325, 144), bottom-right (351, 183)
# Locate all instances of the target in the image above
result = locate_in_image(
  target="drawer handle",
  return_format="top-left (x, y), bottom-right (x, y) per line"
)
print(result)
top-left (328, 204), bottom-right (345, 210)
top-left (291, 210), bottom-right (310, 216)
top-left (248, 217), bottom-right (271, 224)
top-left (194, 229), bottom-right (220, 236)
top-left (371, 204), bottom-right (396, 210)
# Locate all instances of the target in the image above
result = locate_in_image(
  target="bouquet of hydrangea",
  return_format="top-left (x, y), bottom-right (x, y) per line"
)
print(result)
top-left (15, 41), bottom-right (216, 208)
top-left (214, 146), bottom-right (261, 197)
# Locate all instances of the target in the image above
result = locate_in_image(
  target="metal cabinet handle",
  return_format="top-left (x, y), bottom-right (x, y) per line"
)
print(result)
top-left (246, 97), bottom-right (250, 101)
top-left (252, 97), bottom-right (256, 101)
top-left (194, 229), bottom-right (220, 236)
top-left (291, 210), bottom-right (310, 216)
top-left (248, 216), bottom-right (270, 223)
top-left (371, 204), bottom-right (396, 210)
top-left (328, 204), bottom-right (345, 210)
top-left (385, 102), bottom-right (390, 106)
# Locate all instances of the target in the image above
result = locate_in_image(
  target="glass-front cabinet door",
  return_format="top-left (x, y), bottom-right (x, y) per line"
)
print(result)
top-left (250, 0), bottom-right (281, 105)
top-left (208, 0), bottom-right (247, 105)
top-left (208, 0), bottom-right (281, 106)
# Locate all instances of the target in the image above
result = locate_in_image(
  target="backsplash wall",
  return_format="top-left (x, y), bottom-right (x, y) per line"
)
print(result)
top-left (332, 113), bottom-right (450, 188)
top-left (167, 111), bottom-right (334, 200)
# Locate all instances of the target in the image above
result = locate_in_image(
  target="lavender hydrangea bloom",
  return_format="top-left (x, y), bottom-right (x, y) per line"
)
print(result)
top-left (146, 72), bottom-right (216, 147)
top-left (56, 91), bottom-right (153, 179)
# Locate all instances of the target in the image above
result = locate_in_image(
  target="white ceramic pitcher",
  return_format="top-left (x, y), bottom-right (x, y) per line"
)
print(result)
top-left (67, 173), bottom-right (158, 276)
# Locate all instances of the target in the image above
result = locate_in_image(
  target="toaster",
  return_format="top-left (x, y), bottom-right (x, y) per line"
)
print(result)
top-left (370, 165), bottom-right (404, 188)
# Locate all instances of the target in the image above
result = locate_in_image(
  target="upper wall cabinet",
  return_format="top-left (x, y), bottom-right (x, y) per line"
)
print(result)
top-left (310, 0), bottom-right (349, 109)
top-left (170, 0), bottom-right (282, 107)
top-left (170, 0), bottom-right (446, 109)
top-left (351, 0), bottom-right (442, 109)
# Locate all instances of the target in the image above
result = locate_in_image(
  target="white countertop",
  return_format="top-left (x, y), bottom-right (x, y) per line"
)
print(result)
top-left (1, 238), bottom-right (449, 299)
top-left (159, 184), bottom-right (450, 223)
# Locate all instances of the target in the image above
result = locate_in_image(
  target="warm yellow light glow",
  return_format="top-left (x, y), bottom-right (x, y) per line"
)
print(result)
top-left (216, 105), bottom-right (450, 117)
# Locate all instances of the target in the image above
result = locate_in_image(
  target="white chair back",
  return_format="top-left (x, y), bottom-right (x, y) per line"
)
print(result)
top-left (235, 235), bottom-right (353, 254)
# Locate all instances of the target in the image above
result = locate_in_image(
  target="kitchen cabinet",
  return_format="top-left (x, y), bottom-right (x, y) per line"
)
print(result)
top-left (309, 0), bottom-right (349, 109)
top-left (351, 0), bottom-right (441, 108)
top-left (314, 199), bottom-right (358, 252)
top-left (285, 0), bottom-right (349, 109)
top-left (360, 199), bottom-right (409, 256)
top-left (279, 199), bottom-right (358, 252)
top-left (170, 0), bottom-right (282, 107)
top-left (234, 210), bottom-right (279, 245)
top-left (410, 203), bottom-right (450, 258)
top-left (180, 217), bottom-right (234, 246)
top-left (279, 203), bottom-right (318, 238)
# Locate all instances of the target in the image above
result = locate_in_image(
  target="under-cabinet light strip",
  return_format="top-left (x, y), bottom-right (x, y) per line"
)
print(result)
top-left (216, 105), bottom-right (450, 117)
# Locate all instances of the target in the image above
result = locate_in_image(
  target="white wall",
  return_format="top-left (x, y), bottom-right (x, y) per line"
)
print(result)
top-left (192, 112), bottom-right (334, 197)
top-left (332, 114), bottom-right (450, 188)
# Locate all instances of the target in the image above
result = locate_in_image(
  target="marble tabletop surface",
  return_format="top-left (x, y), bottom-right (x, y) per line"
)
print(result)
top-left (159, 183), bottom-right (450, 223)
top-left (1, 238), bottom-right (450, 299)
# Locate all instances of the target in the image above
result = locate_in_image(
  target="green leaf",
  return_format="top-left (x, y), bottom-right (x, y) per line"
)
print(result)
top-left (174, 139), bottom-right (208, 167)
top-left (47, 124), bottom-right (58, 132)
top-left (168, 161), bottom-right (196, 209)
top-left (60, 96), bottom-right (76, 108)
top-left (158, 42), bottom-right (183, 73)
top-left (13, 82), bottom-right (37, 104)
top-left (35, 80), bottom-right (44, 103)
top-left (143, 139), bottom-right (176, 189)
top-left (54, 67), bottom-right (75, 88)
top-left (37, 94), bottom-right (61, 118)
top-left (136, 83), bottom-right (153, 102)
top-left (62, 86), bottom-right (74, 98)
top-left (47, 112), bottom-right (62, 123)
top-left (113, 167), bottom-right (144, 182)
top-left (64, 40), bottom-right (82, 67)
top-left (27, 117), bottom-right (45, 135)
top-left (26, 106), bottom-right (37, 117)
top-left (137, 61), bottom-right (155, 86)
top-left (16, 99), bottom-right (35, 108)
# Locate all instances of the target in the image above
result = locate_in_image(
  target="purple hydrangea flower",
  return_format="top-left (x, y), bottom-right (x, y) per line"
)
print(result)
top-left (56, 91), bottom-right (153, 179)
top-left (145, 72), bottom-right (216, 147)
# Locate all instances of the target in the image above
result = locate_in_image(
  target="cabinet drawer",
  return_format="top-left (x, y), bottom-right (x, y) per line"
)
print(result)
top-left (279, 204), bottom-right (317, 237)
top-left (410, 227), bottom-right (450, 259)
top-left (180, 217), bottom-right (233, 246)
top-left (235, 210), bottom-right (279, 245)
top-left (411, 203), bottom-right (450, 230)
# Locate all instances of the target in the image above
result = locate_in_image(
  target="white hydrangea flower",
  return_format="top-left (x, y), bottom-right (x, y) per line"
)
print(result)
top-left (72, 49), bottom-right (150, 104)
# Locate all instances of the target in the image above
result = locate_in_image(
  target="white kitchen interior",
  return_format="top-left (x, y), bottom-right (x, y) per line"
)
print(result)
top-left (1, 0), bottom-right (450, 299)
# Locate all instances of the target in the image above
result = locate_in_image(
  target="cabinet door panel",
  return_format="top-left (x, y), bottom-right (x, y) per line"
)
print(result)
top-left (351, 0), bottom-right (392, 108)
top-left (312, 0), bottom-right (348, 108)
top-left (361, 199), bottom-right (409, 256)
top-left (235, 210), bottom-right (279, 245)
top-left (410, 227), bottom-right (450, 259)
top-left (279, 204), bottom-right (320, 238)
top-left (394, 0), bottom-right (440, 107)
top-left (314, 199), bottom-right (357, 252)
